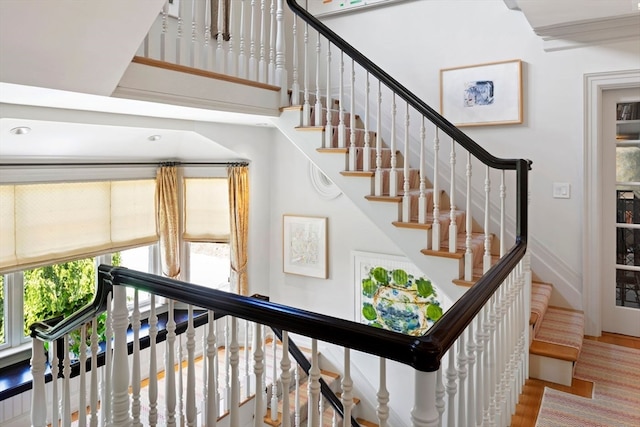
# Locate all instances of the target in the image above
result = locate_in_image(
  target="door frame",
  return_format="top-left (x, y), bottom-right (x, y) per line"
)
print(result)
top-left (584, 69), bottom-right (640, 337)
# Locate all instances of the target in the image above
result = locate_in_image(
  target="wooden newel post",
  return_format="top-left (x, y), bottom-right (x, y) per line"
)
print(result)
top-left (411, 370), bottom-right (440, 427)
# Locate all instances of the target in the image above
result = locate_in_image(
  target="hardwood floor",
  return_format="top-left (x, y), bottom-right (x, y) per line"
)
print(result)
top-left (510, 332), bottom-right (640, 427)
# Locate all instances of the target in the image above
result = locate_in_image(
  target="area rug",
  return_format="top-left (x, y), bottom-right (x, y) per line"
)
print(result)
top-left (535, 340), bottom-right (640, 426)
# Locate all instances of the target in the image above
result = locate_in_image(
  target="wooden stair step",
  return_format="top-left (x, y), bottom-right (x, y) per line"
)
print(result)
top-left (531, 306), bottom-right (584, 360)
top-left (530, 281), bottom-right (553, 329)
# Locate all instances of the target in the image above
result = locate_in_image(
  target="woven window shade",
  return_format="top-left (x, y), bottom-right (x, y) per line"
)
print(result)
top-left (0, 180), bottom-right (157, 274)
top-left (183, 178), bottom-right (230, 242)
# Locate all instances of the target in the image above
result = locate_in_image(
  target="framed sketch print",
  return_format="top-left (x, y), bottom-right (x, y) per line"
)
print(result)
top-left (440, 59), bottom-right (523, 127)
top-left (283, 215), bottom-right (328, 278)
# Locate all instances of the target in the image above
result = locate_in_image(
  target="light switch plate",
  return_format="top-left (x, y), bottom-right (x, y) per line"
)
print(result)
top-left (553, 182), bottom-right (571, 199)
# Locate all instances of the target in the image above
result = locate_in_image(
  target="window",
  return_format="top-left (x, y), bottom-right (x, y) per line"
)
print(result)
top-left (188, 242), bottom-right (230, 291)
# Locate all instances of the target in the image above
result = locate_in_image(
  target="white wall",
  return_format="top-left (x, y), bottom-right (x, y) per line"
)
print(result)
top-left (317, 0), bottom-right (640, 308)
top-left (267, 131), bottom-right (403, 319)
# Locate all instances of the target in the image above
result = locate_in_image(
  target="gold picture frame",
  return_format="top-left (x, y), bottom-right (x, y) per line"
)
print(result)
top-left (440, 59), bottom-right (523, 127)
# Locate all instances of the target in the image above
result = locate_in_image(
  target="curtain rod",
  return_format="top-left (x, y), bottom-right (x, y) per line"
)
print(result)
top-left (0, 160), bottom-right (250, 168)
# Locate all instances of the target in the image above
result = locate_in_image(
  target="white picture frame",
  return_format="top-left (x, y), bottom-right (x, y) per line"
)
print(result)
top-left (440, 59), bottom-right (523, 127)
top-left (283, 215), bottom-right (328, 279)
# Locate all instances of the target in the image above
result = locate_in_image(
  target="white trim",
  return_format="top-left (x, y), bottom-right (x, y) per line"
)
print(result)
top-left (583, 69), bottom-right (640, 336)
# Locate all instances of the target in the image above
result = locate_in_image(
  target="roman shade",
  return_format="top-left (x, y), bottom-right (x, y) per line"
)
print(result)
top-left (183, 178), bottom-right (230, 242)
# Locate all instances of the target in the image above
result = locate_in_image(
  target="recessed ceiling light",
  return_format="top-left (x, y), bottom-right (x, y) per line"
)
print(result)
top-left (255, 123), bottom-right (270, 127)
top-left (10, 126), bottom-right (31, 135)
top-left (148, 134), bottom-right (162, 141)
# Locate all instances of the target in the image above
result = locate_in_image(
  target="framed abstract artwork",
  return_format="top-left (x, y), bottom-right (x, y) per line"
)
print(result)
top-left (440, 59), bottom-right (523, 127)
top-left (283, 215), bottom-right (328, 278)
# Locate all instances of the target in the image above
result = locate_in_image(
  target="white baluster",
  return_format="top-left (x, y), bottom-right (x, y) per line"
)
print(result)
top-left (258, 0), bottom-right (267, 82)
top-left (227, 0), bottom-right (236, 76)
top-left (230, 318), bottom-right (240, 427)
top-left (411, 371), bottom-right (439, 427)
top-left (418, 116), bottom-right (427, 225)
top-left (445, 347), bottom-right (457, 427)
top-left (202, 0), bottom-right (210, 69)
top-left (449, 138), bottom-right (458, 253)
top-left (51, 339), bottom-right (60, 427)
top-left (186, 305), bottom-right (196, 426)
top-left (457, 333), bottom-right (467, 426)
top-left (176, 0), bottom-right (184, 65)
top-left (111, 286), bottom-right (132, 427)
top-left (30, 338), bottom-right (47, 427)
top-left (238, 0), bottom-right (247, 78)
top-left (402, 102), bottom-right (411, 221)
top-left (216, 0), bottom-right (225, 72)
top-left (148, 295), bottom-right (159, 427)
top-left (291, 14), bottom-right (300, 105)
top-left (244, 320), bottom-right (251, 399)
top-left (160, 2), bottom-right (168, 62)
top-left (78, 325), bottom-right (87, 427)
top-left (90, 318), bottom-right (99, 427)
top-left (377, 357), bottom-right (389, 427)
top-left (465, 151), bottom-right (474, 281)
top-left (224, 317), bottom-right (231, 412)
top-left (190, 0), bottom-right (196, 68)
top-left (132, 291), bottom-right (142, 427)
top-left (389, 94), bottom-right (398, 197)
top-left (302, 21), bottom-right (310, 126)
top-left (484, 166), bottom-right (492, 272)
top-left (253, 323), bottom-right (264, 427)
top-left (375, 80), bottom-right (383, 195)
top-left (324, 41), bottom-right (332, 148)
top-left (205, 311), bottom-right (218, 426)
top-left (337, 51), bottom-right (346, 148)
top-left (64, 336), bottom-right (73, 426)
top-left (248, 0), bottom-right (257, 80)
top-left (166, 300), bottom-right (177, 427)
top-left (314, 32), bottom-right (323, 126)
top-left (178, 335), bottom-right (184, 426)
top-left (487, 295), bottom-right (498, 425)
top-left (270, 335), bottom-right (279, 422)
top-left (307, 339), bottom-right (321, 427)
top-left (363, 72), bottom-right (371, 172)
top-left (268, 0), bottom-right (275, 84)
top-left (281, 332), bottom-right (291, 427)
top-left (466, 316), bottom-right (479, 426)
top-left (482, 301), bottom-right (492, 426)
top-left (475, 306), bottom-right (486, 427)
top-left (261, 326), bottom-right (268, 418)
top-left (432, 128), bottom-right (441, 251)
top-left (275, 0), bottom-right (287, 107)
top-left (294, 367), bottom-right (301, 427)
top-left (342, 349), bottom-right (354, 426)
top-left (435, 365), bottom-right (445, 425)
top-left (201, 319), bottom-right (209, 427)
top-left (102, 292), bottom-right (113, 426)
top-left (348, 58), bottom-right (357, 171)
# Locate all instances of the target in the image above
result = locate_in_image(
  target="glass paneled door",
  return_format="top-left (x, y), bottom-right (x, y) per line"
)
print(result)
top-left (602, 89), bottom-right (640, 337)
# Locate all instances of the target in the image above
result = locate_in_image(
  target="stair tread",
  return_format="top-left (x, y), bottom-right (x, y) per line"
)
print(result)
top-left (531, 306), bottom-right (584, 360)
top-left (531, 281), bottom-right (554, 327)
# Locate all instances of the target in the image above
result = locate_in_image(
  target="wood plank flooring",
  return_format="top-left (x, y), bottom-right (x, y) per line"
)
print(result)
top-left (510, 332), bottom-right (640, 426)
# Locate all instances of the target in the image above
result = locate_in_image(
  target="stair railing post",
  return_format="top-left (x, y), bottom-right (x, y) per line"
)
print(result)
top-left (268, 0), bottom-right (276, 84)
top-left (307, 339), bottom-right (321, 427)
top-left (448, 138), bottom-right (458, 253)
top-left (131, 291), bottom-right (142, 427)
top-left (202, 0), bottom-right (211, 69)
top-left (275, 0), bottom-right (288, 107)
top-left (374, 80), bottom-right (383, 196)
top-left (432, 128), bottom-right (441, 251)
top-left (389, 93), bottom-right (398, 197)
top-left (238, 0), bottom-right (247, 78)
top-left (148, 295), bottom-right (159, 426)
top-left (253, 323), bottom-right (265, 427)
top-left (62, 335), bottom-right (71, 426)
top-left (280, 331), bottom-right (292, 427)
top-left (102, 291), bottom-right (113, 426)
top-left (337, 51), bottom-right (346, 147)
top-left (445, 347), bottom-right (457, 427)
top-left (302, 21), bottom-right (310, 126)
top-left (314, 32), bottom-right (323, 126)
top-left (248, 0), bottom-right (257, 80)
top-left (160, 1), bottom-right (168, 62)
top-left (341, 348), bottom-right (354, 427)
top-left (258, 0), bottom-right (267, 82)
top-left (176, 0), bottom-right (184, 65)
top-left (348, 59), bottom-right (357, 170)
top-left (190, 0), bottom-right (197, 68)
top-left (418, 116), bottom-right (427, 225)
top-left (377, 357), bottom-right (390, 427)
top-left (165, 300), bottom-right (177, 427)
top-left (186, 305), bottom-right (197, 427)
top-left (30, 337), bottom-right (47, 427)
top-left (109, 285), bottom-right (132, 427)
top-left (227, 0), bottom-right (236, 76)
top-left (402, 101), bottom-right (411, 221)
top-left (291, 14), bottom-right (300, 105)
top-left (324, 42), bottom-right (332, 148)
top-left (270, 335), bottom-right (279, 422)
top-left (230, 317), bottom-right (240, 427)
top-left (90, 318), bottom-right (99, 427)
top-left (216, 0), bottom-right (226, 73)
top-left (465, 151), bottom-right (473, 281)
top-left (363, 71), bottom-right (371, 172)
top-left (205, 311), bottom-right (218, 427)
top-left (457, 331), bottom-right (467, 425)
top-left (435, 365), bottom-right (445, 425)
top-left (483, 165), bottom-right (492, 272)
top-left (411, 370), bottom-right (439, 427)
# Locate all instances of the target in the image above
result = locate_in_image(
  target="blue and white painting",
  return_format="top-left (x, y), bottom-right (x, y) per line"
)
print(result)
top-left (464, 80), bottom-right (494, 107)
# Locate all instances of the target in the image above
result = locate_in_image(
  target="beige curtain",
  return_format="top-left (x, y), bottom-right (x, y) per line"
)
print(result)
top-left (211, 0), bottom-right (231, 41)
top-left (156, 166), bottom-right (181, 279)
top-left (228, 165), bottom-right (249, 295)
